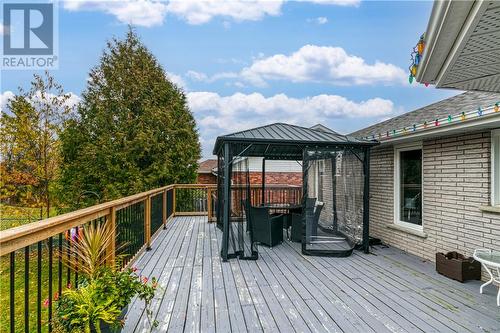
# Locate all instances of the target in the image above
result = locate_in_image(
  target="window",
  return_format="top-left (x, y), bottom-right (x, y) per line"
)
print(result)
top-left (394, 144), bottom-right (423, 229)
top-left (492, 130), bottom-right (500, 206)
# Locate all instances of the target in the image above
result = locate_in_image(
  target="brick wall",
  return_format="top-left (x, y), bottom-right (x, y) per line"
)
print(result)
top-left (248, 172), bottom-right (302, 186)
top-left (369, 131), bottom-right (500, 275)
top-left (197, 173), bottom-right (217, 184)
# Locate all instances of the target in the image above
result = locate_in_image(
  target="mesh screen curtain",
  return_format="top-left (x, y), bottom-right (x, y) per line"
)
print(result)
top-left (217, 144), bottom-right (257, 261)
top-left (303, 147), bottom-right (366, 257)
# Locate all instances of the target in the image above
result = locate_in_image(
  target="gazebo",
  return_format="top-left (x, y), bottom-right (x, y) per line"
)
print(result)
top-left (212, 123), bottom-right (378, 261)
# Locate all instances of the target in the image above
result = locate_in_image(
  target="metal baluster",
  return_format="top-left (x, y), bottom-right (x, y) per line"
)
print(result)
top-left (37, 241), bottom-right (42, 333)
top-left (74, 227), bottom-right (79, 288)
top-left (24, 246), bottom-right (29, 333)
top-left (10, 251), bottom-right (15, 333)
top-left (48, 237), bottom-right (53, 332)
top-left (58, 234), bottom-right (62, 296)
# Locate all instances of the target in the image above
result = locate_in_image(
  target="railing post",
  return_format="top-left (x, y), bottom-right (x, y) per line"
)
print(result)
top-left (145, 196), bottom-right (151, 251)
top-left (173, 187), bottom-right (176, 216)
top-left (107, 207), bottom-right (116, 265)
top-left (207, 187), bottom-right (212, 222)
top-left (162, 190), bottom-right (167, 229)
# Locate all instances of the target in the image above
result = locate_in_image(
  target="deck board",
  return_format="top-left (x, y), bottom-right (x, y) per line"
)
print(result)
top-left (126, 216), bottom-right (500, 333)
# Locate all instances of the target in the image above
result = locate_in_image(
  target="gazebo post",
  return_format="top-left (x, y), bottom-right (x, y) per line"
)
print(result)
top-left (261, 158), bottom-right (266, 205)
top-left (222, 142), bottom-right (231, 262)
top-left (362, 147), bottom-right (371, 254)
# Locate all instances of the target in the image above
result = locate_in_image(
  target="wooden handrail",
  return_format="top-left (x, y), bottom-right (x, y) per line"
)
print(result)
top-left (0, 183), bottom-right (299, 256)
top-left (0, 184), bottom-right (214, 256)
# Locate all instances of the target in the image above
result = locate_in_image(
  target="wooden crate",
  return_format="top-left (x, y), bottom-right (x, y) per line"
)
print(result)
top-left (436, 251), bottom-right (481, 282)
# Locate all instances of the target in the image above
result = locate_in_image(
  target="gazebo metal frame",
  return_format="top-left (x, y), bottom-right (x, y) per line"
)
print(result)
top-left (213, 123), bottom-right (378, 261)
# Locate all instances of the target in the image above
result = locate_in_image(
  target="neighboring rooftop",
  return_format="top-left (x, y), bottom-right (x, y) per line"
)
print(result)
top-left (197, 159), bottom-right (217, 174)
top-left (350, 91), bottom-right (500, 139)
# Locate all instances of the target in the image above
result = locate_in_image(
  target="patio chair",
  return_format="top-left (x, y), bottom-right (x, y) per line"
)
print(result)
top-left (290, 213), bottom-right (302, 242)
top-left (249, 206), bottom-right (284, 247)
top-left (309, 201), bottom-right (324, 237)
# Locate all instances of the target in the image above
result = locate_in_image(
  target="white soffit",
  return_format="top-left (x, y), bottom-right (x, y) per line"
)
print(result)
top-left (418, 1), bottom-right (500, 93)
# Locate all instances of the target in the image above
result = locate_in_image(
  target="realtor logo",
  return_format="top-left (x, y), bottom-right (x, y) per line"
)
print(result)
top-left (2, 2), bottom-right (58, 69)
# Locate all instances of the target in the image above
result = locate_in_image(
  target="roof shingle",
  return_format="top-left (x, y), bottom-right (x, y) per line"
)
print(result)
top-left (349, 91), bottom-right (500, 138)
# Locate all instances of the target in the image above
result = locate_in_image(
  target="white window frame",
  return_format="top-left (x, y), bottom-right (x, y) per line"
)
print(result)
top-left (492, 129), bottom-right (500, 206)
top-left (394, 142), bottom-right (424, 231)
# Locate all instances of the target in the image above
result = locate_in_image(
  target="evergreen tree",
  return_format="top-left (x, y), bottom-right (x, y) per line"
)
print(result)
top-left (60, 28), bottom-right (200, 207)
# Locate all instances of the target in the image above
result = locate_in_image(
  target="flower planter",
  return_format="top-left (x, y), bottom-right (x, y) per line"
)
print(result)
top-left (436, 252), bottom-right (481, 282)
top-left (92, 305), bottom-right (128, 333)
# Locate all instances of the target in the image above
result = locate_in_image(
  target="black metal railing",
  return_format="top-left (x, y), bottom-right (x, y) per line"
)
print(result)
top-left (175, 187), bottom-right (209, 213)
top-left (116, 201), bottom-right (145, 266)
top-left (150, 193), bottom-right (164, 235)
top-left (0, 183), bottom-right (221, 333)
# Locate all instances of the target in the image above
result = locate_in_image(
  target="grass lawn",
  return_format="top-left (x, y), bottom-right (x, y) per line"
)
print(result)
top-left (0, 205), bottom-right (66, 332)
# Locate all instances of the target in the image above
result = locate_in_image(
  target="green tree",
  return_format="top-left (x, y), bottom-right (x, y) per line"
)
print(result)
top-left (60, 28), bottom-right (200, 207)
top-left (0, 72), bottom-right (74, 217)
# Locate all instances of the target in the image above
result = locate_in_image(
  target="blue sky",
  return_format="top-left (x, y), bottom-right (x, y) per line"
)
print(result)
top-left (1, 0), bottom-right (459, 158)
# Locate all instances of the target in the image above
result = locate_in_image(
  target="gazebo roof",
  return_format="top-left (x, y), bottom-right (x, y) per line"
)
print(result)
top-left (213, 123), bottom-right (377, 159)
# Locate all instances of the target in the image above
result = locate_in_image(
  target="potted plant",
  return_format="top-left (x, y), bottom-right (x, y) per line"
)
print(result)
top-left (51, 222), bottom-right (158, 332)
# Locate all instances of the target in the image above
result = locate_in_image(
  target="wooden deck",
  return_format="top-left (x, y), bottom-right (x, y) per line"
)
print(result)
top-left (123, 216), bottom-right (500, 333)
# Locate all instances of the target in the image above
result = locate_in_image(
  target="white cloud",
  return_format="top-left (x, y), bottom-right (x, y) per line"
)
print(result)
top-left (63, 0), bottom-right (360, 27)
top-left (166, 0), bottom-right (283, 25)
top-left (299, 0), bottom-right (360, 6)
top-left (308, 16), bottom-right (328, 24)
top-left (187, 45), bottom-right (407, 86)
top-left (242, 45), bottom-right (407, 86)
top-left (187, 91), bottom-right (398, 157)
top-left (166, 72), bottom-right (187, 89)
top-left (63, 0), bottom-right (169, 27)
top-left (1, 91), bottom-right (80, 114)
top-left (0, 91), bottom-right (15, 112)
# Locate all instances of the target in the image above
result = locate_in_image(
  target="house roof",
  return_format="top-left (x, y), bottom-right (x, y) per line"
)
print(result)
top-left (310, 124), bottom-right (339, 134)
top-left (415, 1), bottom-right (500, 92)
top-left (350, 91), bottom-right (500, 139)
top-left (213, 122), bottom-right (376, 156)
top-left (197, 159), bottom-right (217, 174)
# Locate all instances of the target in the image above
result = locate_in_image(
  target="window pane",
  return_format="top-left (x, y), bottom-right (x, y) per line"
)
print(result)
top-left (399, 149), bottom-right (422, 225)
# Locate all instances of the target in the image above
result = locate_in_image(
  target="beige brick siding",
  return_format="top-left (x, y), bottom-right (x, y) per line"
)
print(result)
top-left (369, 130), bottom-right (500, 276)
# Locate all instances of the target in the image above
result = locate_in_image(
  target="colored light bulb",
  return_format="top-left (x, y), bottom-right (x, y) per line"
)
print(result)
top-left (478, 107), bottom-right (483, 116)
top-left (435, 119), bottom-right (439, 126)
top-left (460, 112), bottom-right (466, 121)
top-left (411, 65), bottom-right (417, 76)
top-left (409, 74), bottom-right (414, 84)
top-left (495, 103), bottom-right (499, 112)
top-left (447, 115), bottom-right (452, 123)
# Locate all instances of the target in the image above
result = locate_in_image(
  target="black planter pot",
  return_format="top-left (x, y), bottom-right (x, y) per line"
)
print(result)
top-left (91, 305), bottom-right (128, 333)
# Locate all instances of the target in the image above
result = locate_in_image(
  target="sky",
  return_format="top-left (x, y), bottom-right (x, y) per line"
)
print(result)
top-left (1, 0), bottom-right (459, 159)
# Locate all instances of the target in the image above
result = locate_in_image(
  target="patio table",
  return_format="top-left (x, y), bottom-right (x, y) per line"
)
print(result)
top-left (473, 249), bottom-right (500, 306)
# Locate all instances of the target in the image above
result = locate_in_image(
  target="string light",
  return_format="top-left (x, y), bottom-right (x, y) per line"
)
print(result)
top-left (417, 35), bottom-right (425, 55)
top-left (362, 103), bottom-right (498, 141)
top-left (408, 34), bottom-right (425, 85)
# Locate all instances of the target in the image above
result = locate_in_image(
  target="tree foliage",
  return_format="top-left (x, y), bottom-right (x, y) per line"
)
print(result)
top-left (60, 28), bottom-right (200, 207)
top-left (1, 72), bottom-right (73, 217)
